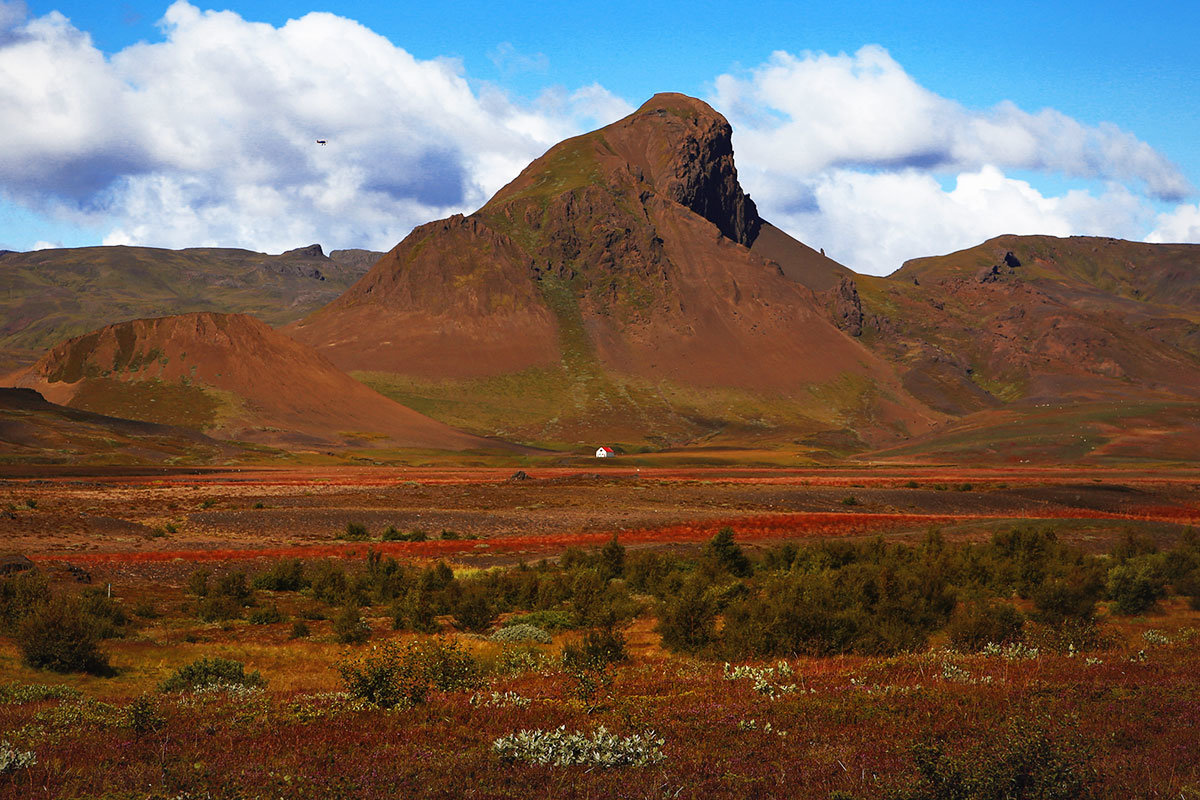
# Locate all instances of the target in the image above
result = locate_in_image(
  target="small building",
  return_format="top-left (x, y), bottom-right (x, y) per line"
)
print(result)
top-left (595, 446), bottom-right (615, 458)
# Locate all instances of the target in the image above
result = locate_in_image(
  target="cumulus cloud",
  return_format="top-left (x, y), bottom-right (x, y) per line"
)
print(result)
top-left (760, 166), bottom-right (1154, 273)
top-left (708, 46), bottom-right (1195, 273)
top-left (0, 14), bottom-right (1194, 270)
top-left (0, 1), bottom-right (630, 252)
top-left (1147, 204), bottom-right (1200, 244)
top-left (712, 47), bottom-right (1191, 201)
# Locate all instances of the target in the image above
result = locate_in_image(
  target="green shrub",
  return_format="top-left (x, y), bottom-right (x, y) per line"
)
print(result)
top-left (214, 571), bottom-right (252, 603)
top-left (1106, 559), bottom-right (1167, 615)
top-left (947, 600), bottom-right (1024, 652)
top-left (159, 657), bottom-right (265, 693)
top-left (656, 579), bottom-right (718, 654)
top-left (452, 583), bottom-right (496, 633)
top-left (893, 721), bottom-right (1095, 800)
top-left (124, 694), bottom-right (165, 739)
top-left (1033, 572), bottom-right (1103, 625)
top-left (253, 559), bottom-right (307, 592)
top-left (17, 597), bottom-right (110, 675)
top-left (0, 570), bottom-right (50, 630)
top-left (290, 620), bottom-right (310, 639)
top-left (338, 637), bottom-right (481, 708)
top-left (703, 527), bottom-right (751, 577)
top-left (562, 626), bottom-right (627, 670)
top-left (343, 522), bottom-right (370, 541)
top-left (78, 587), bottom-right (129, 638)
top-left (196, 594), bottom-right (242, 622)
top-left (187, 568), bottom-right (210, 597)
top-left (490, 624), bottom-right (551, 644)
top-left (333, 604), bottom-right (371, 644)
top-left (382, 527), bottom-right (427, 542)
top-left (504, 609), bottom-right (578, 631)
top-left (248, 604), bottom-right (285, 625)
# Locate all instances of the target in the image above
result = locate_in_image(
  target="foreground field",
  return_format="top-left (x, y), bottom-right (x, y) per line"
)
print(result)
top-left (1, 466), bottom-right (1198, 799)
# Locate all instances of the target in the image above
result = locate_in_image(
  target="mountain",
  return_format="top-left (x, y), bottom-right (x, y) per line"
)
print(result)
top-left (10, 312), bottom-right (500, 451)
top-left (829, 235), bottom-right (1200, 463)
top-left (0, 244), bottom-right (382, 373)
top-left (290, 93), bottom-right (938, 451)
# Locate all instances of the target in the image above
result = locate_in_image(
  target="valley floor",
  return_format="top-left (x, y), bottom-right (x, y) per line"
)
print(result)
top-left (0, 465), bottom-right (1197, 798)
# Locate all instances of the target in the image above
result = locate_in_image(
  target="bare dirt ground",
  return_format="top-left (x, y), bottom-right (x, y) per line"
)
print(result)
top-left (2, 464), bottom-right (1197, 587)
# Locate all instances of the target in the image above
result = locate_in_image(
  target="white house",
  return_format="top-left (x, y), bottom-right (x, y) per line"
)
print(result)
top-left (595, 446), bottom-right (615, 458)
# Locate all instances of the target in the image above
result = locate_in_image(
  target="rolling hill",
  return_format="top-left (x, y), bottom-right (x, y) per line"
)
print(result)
top-left (10, 312), bottom-right (503, 452)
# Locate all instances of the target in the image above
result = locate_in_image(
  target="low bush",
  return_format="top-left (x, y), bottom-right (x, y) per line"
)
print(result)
top-left (893, 721), bottom-right (1096, 800)
top-left (0, 741), bottom-right (36, 774)
top-left (17, 596), bottom-right (110, 675)
top-left (504, 609), bottom-right (578, 631)
top-left (290, 620), bottom-right (310, 639)
top-left (0, 570), bottom-right (50, 630)
top-left (947, 600), bottom-right (1024, 652)
top-left (343, 522), bottom-right (370, 541)
top-left (490, 623), bottom-right (551, 644)
top-left (253, 559), bottom-right (308, 592)
top-left (338, 637), bottom-right (481, 708)
top-left (159, 657), bottom-right (266, 693)
top-left (333, 604), bottom-right (371, 644)
top-left (1107, 559), bottom-right (1167, 615)
top-left (492, 726), bottom-right (665, 768)
top-left (453, 583), bottom-right (497, 633)
top-left (248, 604), bottom-right (285, 625)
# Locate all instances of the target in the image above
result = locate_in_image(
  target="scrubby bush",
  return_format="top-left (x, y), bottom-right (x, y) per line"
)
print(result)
top-left (187, 568), bottom-right (210, 597)
top-left (0, 570), bottom-right (50, 630)
top-left (333, 604), bottom-right (371, 644)
top-left (947, 600), bottom-right (1025, 652)
top-left (159, 657), bottom-right (265, 693)
top-left (453, 582), bottom-right (497, 633)
top-left (504, 609), bottom-right (578, 631)
top-left (343, 522), bottom-right (370, 541)
top-left (0, 740), bottom-right (36, 774)
top-left (1033, 572), bottom-right (1104, 626)
top-left (17, 596), bottom-right (110, 675)
top-left (562, 626), bottom-right (627, 671)
top-left (1107, 558), bottom-right (1167, 615)
top-left (703, 527), bottom-right (751, 577)
top-left (253, 559), bottom-right (307, 592)
top-left (78, 587), bottom-right (129, 638)
top-left (248, 604), bottom-right (285, 625)
top-left (490, 624), bottom-right (551, 644)
top-left (290, 620), bottom-right (310, 639)
top-left (656, 578), bottom-right (718, 654)
top-left (894, 721), bottom-right (1096, 800)
top-left (493, 726), bottom-right (665, 767)
top-left (338, 637), bottom-right (480, 708)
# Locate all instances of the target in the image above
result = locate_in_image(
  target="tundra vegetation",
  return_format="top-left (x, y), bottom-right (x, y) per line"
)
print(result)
top-left (0, 526), bottom-right (1197, 798)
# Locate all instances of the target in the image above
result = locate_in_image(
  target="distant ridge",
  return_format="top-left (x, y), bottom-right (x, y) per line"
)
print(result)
top-left (0, 244), bottom-right (381, 372)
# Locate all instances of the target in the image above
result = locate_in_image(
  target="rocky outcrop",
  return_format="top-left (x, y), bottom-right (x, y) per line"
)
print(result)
top-left (833, 277), bottom-right (865, 336)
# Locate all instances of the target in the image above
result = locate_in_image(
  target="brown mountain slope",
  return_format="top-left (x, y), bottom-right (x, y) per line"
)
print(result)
top-left (843, 235), bottom-right (1200, 414)
top-left (11, 312), bottom-right (499, 451)
top-left (0, 387), bottom-right (241, 464)
top-left (0, 244), bottom-right (380, 373)
top-left (290, 94), bottom-right (938, 449)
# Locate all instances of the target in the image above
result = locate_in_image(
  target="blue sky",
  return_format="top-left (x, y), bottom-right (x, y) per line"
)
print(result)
top-left (3, 0), bottom-right (1198, 273)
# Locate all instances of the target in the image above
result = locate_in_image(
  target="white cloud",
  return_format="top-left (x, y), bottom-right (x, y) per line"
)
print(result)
top-left (0, 13), bottom-right (1194, 270)
top-left (712, 47), bottom-right (1190, 200)
top-left (763, 166), bottom-right (1154, 273)
top-left (1147, 204), bottom-right (1200, 244)
top-left (708, 46), bottom-right (1195, 273)
top-left (0, 1), bottom-right (629, 252)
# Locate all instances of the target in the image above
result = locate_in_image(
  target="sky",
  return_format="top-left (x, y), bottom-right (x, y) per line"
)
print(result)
top-left (2, 0), bottom-right (1198, 275)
